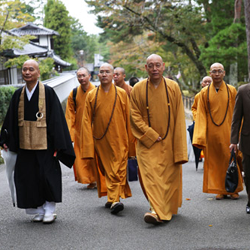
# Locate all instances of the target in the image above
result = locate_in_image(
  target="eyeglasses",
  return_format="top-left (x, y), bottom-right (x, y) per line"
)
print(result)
top-left (147, 63), bottom-right (162, 69)
top-left (210, 70), bottom-right (224, 74)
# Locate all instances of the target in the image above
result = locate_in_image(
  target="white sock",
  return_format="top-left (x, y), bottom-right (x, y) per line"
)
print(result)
top-left (43, 201), bottom-right (56, 216)
top-left (25, 205), bottom-right (45, 215)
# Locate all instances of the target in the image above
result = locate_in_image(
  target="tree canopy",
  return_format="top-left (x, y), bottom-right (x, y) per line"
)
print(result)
top-left (86, 0), bottom-right (248, 89)
top-left (44, 0), bottom-right (72, 59)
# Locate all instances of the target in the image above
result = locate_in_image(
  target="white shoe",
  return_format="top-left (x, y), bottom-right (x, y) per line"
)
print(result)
top-left (43, 214), bottom-right (57, 224)
top-left (31, 214), bottom-right (44, 222)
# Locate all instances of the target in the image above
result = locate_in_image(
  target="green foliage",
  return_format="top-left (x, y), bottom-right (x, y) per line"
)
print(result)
top-left (200, 23), bottom-right (248, 80)
top-left (204, 1), bottom-right (235, 36)
top-left (39, 58), bottom-right (55, 81)
top-left (4, 55), bottom-right (30, 68)
top-left (0, 1), bottom-right (35, 55)
top-left (70, 18), bottom-right (110, 64)
top-left (0, 34), bottom-right (35, 52)
top-left (63, 57), bottom-right (77, 71)
top-left (86, 0), bottom-right (208, 85)
top-left (0, 86), bottom-right (16, 126)
top-left (0, 0), bottom-right (35, 31)
top-left (86, 0), bottom-right (248, 90)
top-left (44, 0), bottom-right (72, 59)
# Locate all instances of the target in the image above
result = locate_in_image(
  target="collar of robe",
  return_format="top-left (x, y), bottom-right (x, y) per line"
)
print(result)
top-left (18, 81), bottom-right (47, 150)
top-left (92, 85), bottom-right (117, 140)
top-left (207, 81), bottom-right (229, 127)
top-left (146, 77), bottom-right (170, 141)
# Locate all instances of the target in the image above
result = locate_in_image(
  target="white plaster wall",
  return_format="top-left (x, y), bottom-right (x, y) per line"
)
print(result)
top-left (39, 35), bottom-right (50, 49)
top-left (44, 74), bottom-right (79, 102)
top-left (10, 67), bottom-right (18, 85)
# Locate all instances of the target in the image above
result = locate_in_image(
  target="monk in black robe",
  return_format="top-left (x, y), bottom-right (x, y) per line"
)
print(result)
top-left (0, 60), bottom-right (75, 224)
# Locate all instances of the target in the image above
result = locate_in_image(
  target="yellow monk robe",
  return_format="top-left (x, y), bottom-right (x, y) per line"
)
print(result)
top-left (191, 92), bottom-right (200, 121)
top-left (130, 78), bottom-right (188, 221)
top-left (193, 81), bottom-right (243, 194)
top-left (115, 82), bottom-right (133, 99)
top-left (65, 83), bottom-right (96, 184)
top-left (115, 83), bottom-right (136, 158)
top-left (81, 84), bottom-right (135, 202)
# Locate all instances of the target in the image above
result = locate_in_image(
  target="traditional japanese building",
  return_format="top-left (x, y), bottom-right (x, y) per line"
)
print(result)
top-left (0, 23), bottom-right (71, 85)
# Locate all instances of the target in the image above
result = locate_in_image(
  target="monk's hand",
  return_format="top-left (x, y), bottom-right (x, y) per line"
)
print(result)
top-left (229, 144), bottom-right (237, 153)
top-left (129, 156), bottom-right (136, 159)
top-left (156, 137), bottom-right (162, 142)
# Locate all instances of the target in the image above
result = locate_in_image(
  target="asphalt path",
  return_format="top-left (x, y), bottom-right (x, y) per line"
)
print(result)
top-left (0, 127), bottom-right (250, 249)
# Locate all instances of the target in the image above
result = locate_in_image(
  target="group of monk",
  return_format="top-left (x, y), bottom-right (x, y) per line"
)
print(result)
top-left (1, 55), bottom-right (248, 225)
top-left (65, 55), bottom-right (250, 225)
top-left (65, 54), bottom-right (188, 225)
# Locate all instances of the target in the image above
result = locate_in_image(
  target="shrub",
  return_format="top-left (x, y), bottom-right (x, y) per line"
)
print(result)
top-left (0, 86), bottom-right (16, 126)
top-left (39, 58), bottom-right (55, 81)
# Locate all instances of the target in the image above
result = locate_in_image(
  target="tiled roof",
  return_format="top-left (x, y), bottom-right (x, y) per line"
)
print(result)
top-left (13, 42), bottom-right (48, 56)
top-left (49, 51), bottom-right (71, 67)
top-left (10, 23), bottom-right (59, 36)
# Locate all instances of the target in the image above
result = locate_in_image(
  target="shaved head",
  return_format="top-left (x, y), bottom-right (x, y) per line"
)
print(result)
top-left (77, 67), bottom-right (90, 75)
top-left (23, 59), bottom-right (39, 70)
top-left (146, 54), bottom-right (163, 64)
top-left (210, 62), bottom-right (224, 71)
top-left (100, 63), bottom-right (114, 73)
top-left (201, 76), bottom-right (212, 88)
top-left (114, 67), bottom-right (125, 75)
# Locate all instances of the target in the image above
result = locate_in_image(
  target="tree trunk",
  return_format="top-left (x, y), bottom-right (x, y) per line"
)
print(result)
top-left (234, 0), bottom-right (242, 23)
top-left (245, 0), bottom-right (250, 81)
top-left (229, 0), bottom-right (243, 86)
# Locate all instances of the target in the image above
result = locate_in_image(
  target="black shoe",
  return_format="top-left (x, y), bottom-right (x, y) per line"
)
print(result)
top-left (110, 202), bottom-right (124, 214)
top-left (105, 202), bottom-right (112, 208)
top-left (246, 205), bottom-right (250, 214)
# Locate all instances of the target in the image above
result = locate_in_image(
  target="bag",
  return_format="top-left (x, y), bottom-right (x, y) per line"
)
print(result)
top-left (225, 151), bottom-right (238, 193)
top-left (128, 158), bottom-right (138, 181)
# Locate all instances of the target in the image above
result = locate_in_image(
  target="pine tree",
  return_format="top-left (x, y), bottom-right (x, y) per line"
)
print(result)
top-left (44, 0), bottom-right (72, 59)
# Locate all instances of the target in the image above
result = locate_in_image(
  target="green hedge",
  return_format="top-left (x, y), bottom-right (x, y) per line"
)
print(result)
top-left (0, 86), bottom-right (16, 127)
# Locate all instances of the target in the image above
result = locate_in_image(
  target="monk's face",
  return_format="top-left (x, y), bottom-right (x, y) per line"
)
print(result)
top-left (145, 55), bottom-right (165, 82)
top-left (77, 68), bottom-right (90, 87)
top-left (114, 69), bottom-right (125, 86)
top-left (22, 60), bottom-right (40, 85)
top-left (98, 65), bottom-right (113, 85)
top-left (201, 76), bottom-right (212, 88)
top-left (209, 64), bottom-right (225, 85)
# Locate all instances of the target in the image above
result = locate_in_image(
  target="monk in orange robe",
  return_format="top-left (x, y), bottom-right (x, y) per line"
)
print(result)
top-left (193, 63), bottom-right (243, 200)
top-left (192, 76), bottom-right (212, 121)
top-left (114, 67), bottom-right (136, 175)
top-left (190, 76), bottom-right (212, 168)
top-left (130, 54), bottom-right (188, 225)
top-left (114, 67), bottom-right (133, 98)
top-left (65, 67), bottom-right (97, 188)
top-left (81, 63), bottom-right (135, 215)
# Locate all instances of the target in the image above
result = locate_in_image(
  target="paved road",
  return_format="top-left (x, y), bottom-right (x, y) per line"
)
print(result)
top-left (0, 138), bottom-right (249, 249)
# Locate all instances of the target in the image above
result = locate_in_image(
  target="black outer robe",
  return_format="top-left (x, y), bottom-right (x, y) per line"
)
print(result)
top-left (0, 84), bottom-right (75, 208)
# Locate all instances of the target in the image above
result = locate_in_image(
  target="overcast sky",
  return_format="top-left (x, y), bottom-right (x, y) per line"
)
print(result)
top-left (60, 0), bottom-right (103, 35)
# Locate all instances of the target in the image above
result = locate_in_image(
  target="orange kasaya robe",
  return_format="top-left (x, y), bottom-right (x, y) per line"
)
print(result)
top-left (115, 82), bottom-right (136, 156)
top-left (191, 92), bottom-right (200, 121)
top-left (81, 84), bottom-right (135, 202)
top-left (115, 82), bottom-right (133, 99)
top-left (193, 81), bottom-right (243, 194)
top-left (65, 83), bottom-right (97, 184)
top-left (130, 78), bottom-right (188, 221)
